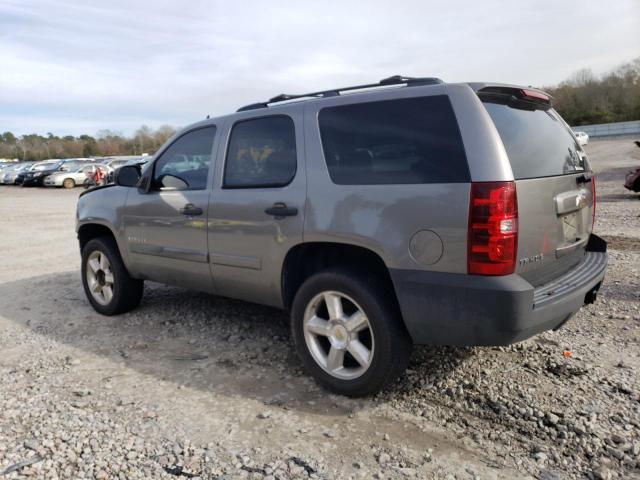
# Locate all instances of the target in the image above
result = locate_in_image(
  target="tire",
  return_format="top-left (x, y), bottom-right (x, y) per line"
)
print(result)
top-left (634, 178), bottom-right (640, 193)
top-left (63, 178), bottom-right (75, 189)
top-left (291, 269), bottom-right (412, 396)
top-left (81, 236), bottom-right (143, 315)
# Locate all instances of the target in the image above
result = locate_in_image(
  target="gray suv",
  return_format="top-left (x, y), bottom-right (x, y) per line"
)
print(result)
top-left (76, 76), bottom-right (607, 396)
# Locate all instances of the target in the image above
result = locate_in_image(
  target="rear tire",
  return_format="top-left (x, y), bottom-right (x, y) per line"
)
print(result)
top-left (291, 269), bottom-right (412, 396)
top-left (81, 237), bottom-right (143, 315)
top-left (63, 178), bottom-right (75, 189)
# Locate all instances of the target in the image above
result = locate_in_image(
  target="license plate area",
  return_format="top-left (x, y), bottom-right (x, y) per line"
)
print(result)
top-left (562, 212), bottom-right (578, 243)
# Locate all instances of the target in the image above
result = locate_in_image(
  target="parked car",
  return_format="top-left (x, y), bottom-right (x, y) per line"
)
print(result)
top-left (0, 161), bottom-right (17, 171)
top-left (18, 159), bottom-right (61, 186)
top-left (0, 162), bottom-right (34, 184)
top-left (76, 76), bottom-right (607, 396)
top-left (0, 162), bottom-right (20, 183)
top-left (574, 131), bottom-right (589, 146)
top-left (624, 166), bottom-right (640, 193)
top-left (101, 158), bottom-right (132, 170)
top-left (21, 159), bottom-right (96, 186)
top-left (44, 163), bottom-right (110, 188)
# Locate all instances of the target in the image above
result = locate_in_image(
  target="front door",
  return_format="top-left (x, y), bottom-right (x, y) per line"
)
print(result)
top-left (208, 112), bottom-right (306, 307)
top-left (122, 125), bottom-right (218, 292)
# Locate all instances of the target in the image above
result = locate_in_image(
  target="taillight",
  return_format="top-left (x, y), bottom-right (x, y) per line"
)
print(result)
top-left (591, 177), bottom-right (596, 227)
top-left (468, 181), bottom-right (518, 275)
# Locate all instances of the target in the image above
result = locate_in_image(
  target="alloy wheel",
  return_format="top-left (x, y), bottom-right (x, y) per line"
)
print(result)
top-left (85, 250), bottom-right (115, 305)
top-left (303, 291), bottom-right (375, 380)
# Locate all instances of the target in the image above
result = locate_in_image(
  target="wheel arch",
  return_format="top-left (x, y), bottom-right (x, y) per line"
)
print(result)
top-left (281, 241), bottom-right (400, 312)
top-left (77, 222), bottom-right (118, 251)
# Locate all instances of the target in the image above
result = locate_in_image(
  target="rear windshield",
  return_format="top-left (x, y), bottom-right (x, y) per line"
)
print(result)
top-left (318, 95), bottom-right (469, 185)
top-left (482, 102), bottom-right (587, 179)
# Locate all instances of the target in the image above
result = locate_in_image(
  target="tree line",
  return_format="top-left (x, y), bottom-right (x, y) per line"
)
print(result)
top-left (545, 57), bottom-right (640, 126)
top-left (0, 125), bottom-right (176, 161)
top-left (1, 57), bottom-right (639, 161)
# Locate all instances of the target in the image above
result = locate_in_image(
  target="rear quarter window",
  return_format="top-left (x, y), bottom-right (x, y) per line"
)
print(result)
top-left (318, 95), bottom-right (469, 185)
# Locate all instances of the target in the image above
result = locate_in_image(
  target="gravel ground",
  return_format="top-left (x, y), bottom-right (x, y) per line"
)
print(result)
top-left (0, 138), bottom-right (639, 480)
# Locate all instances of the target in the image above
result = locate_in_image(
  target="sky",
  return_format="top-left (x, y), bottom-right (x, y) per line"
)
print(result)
top-left (1, 0), bottom-right (639, 137)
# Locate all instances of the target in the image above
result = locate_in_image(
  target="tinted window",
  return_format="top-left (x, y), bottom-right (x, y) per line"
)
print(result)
top-left (153, 126), bottom-right (216, 190)
top-left (318, 95), bottom-right (468, 185)
top-left (482, 102), bottom-right (587, 179)
top-left (224, 116), bottom-right (296, 188)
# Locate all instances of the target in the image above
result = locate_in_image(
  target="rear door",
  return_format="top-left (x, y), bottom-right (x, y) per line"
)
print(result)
top-left (208, 111), bottom-right (305, 308)
top-left (480, 93), bottom-right (594, 286)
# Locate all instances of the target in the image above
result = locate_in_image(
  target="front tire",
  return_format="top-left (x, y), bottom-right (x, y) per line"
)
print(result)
top-left (81, 237), bottom-right (143, 315)
top-left (291, 269), bottom-right (412, 396)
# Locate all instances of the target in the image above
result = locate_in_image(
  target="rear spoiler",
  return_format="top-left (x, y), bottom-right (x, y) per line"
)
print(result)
top-left (475, 85), bottom-right (553, 111)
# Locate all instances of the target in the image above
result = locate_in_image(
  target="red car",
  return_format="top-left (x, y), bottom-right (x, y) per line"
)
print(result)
top-left (625, 167), bottom-right (640, 193)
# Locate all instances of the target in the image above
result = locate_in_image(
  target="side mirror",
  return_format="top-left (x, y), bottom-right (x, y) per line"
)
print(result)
top-left (115, 165), bottom-right (141, 187)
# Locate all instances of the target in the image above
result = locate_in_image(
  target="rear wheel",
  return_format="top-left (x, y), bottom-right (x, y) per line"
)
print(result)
top-left (291, 269), bottom-right (412, 396)
top-left (81, 237), bottom-right (143, 315)
top-left (63, 178), bottom-right (75, 189)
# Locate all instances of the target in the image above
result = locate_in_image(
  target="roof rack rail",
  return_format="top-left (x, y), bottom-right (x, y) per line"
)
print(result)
top-left (236, 75), bottom-right (443, 112)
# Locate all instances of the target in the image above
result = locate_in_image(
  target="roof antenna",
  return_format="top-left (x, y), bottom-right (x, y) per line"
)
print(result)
top-left (206, 114), bottom-right (210, 119)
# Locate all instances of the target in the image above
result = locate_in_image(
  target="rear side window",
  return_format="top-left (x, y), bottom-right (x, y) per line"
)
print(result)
top-left (224, 116), bottom-right (297, 188)
top-left (482, 102), bottom-right (587, 179)
top-left (318, 95), bottom-right (469, 185)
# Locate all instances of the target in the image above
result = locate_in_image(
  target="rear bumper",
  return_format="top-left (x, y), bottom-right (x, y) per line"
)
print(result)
top-left (390, 234), bottom-right (607, 346)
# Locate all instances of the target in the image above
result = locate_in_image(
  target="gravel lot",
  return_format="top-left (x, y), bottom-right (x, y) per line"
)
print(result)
top-left (0, 138), bottom-right (639, 480)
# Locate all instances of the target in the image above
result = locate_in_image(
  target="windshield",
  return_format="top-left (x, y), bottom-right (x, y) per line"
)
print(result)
top-left (31, 161), bottom-right (62, 171)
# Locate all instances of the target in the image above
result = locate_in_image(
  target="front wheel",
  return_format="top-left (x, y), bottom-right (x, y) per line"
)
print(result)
top-left (81, 237), bottom-right (143, 315)
top-left (291, 270), bottom-right (412, 396)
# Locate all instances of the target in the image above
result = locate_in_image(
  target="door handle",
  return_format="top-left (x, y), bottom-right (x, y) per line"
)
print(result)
top-left (264, 202), bottom-right (298, 218)
top-left (180, 203), bottom-right (203, 216)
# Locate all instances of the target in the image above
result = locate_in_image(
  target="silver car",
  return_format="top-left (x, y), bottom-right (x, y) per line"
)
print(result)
top-left (76, 76), bottom-right (607, 396)
top-left (44, 164), bottom-right (110, 188)
top-left (0, 162), bottom-right (34, 184)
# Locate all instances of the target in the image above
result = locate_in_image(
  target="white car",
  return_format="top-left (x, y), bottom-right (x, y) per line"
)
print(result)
top-left (43, 164), bottom-right (110, 188)
top-left (574, 131), bottom-right (589, 146)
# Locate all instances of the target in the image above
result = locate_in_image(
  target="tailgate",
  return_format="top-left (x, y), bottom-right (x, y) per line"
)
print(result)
top-left (480, 90), bottom-right (594, 286)
top-left (516, 174), bottom-right (593, 286)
